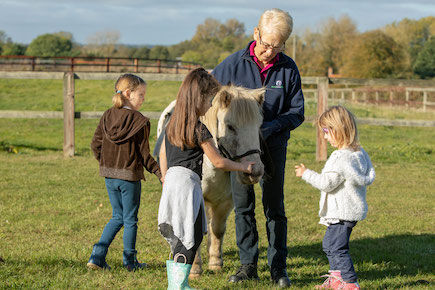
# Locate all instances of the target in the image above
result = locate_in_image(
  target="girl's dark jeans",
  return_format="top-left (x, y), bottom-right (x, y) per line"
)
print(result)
top-left (323, 221), bottom-right (358, 282)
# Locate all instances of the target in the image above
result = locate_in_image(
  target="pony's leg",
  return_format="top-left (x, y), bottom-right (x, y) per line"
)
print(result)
top-left (189, 247), bottom-right (202, 278)
top-left (206, 199), bottom-right (234, 271)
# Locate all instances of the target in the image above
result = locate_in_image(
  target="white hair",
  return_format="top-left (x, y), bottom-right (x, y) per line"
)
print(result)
top-left (258, 8), bottom-right (293, 41)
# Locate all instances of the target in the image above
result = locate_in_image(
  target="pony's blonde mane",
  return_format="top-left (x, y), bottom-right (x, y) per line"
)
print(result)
top-left (202, 86), bottom-right (264, 136)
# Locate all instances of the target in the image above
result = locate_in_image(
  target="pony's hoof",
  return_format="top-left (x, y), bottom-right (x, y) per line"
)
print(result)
top-left (208, 264), bottom-right (223, 272)
top-left (189, 264), bottom-right (202, 279)
top-left (189, 272), bottom-right (201, 279)
top-left (208, 257), bottom-right (223, 272)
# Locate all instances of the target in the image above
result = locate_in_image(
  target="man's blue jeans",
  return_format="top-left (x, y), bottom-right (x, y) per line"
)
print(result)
top-left (96, 178), bottom-right (141, 263)
top-left (323, 221), bottom-right (358, 282)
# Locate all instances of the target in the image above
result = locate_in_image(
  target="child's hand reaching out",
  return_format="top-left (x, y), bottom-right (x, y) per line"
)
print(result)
top-left (241, 161), bottom-right (255, 174)
top-left (295, 163), bottom-right (306, 177)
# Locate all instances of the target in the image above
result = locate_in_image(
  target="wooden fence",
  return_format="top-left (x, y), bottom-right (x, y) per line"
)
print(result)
top-left (304, 87), bottom-right (435, 111)
top-left (0, 55), bottom-right (201, 74)
top-left (0, 71), bottom-right (434, 160)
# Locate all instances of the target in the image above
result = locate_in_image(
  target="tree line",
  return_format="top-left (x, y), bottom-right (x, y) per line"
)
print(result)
top-left (0, 15), bottom-right (434, 78)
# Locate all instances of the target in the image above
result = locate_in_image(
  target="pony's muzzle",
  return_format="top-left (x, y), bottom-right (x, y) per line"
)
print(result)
top-left (239, 161), bottom-right (264, 184)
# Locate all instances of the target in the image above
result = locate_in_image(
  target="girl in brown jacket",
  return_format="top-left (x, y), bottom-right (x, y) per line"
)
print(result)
top-left (87, 74), bottom-right (162, 271)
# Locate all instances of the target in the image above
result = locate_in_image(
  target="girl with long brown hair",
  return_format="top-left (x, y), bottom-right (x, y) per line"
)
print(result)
top-left (158, 68), bottom-right (254, 288)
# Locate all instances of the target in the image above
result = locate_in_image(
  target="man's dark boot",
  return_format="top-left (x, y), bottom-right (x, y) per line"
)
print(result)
top-left (228, 264), bottom-right (259, 283)
top-left (271, 268), bottom-right (291, 288)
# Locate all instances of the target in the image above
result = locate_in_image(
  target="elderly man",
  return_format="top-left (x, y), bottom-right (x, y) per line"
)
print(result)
top-left (212, 8), bottom-right (304, 288)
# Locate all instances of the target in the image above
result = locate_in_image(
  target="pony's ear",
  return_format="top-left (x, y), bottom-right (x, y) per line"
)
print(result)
top-left (217, 88), bottom-right (233, 108)
top-left (251, 87), bottom-right (265, 106)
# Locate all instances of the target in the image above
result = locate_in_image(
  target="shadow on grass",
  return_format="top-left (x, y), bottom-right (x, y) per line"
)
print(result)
top-left (0, 255), bottom-right (167, 273)
top-left (0, 140), bottom-right (91, 156)
top-left (221, 234), bottom-right (434, 287)
top-left (0, 256), bottom-right (84, 270)
top-left (1, 235), bottom-right (432, 288)
top-left (1, 140), bottom-right (61, 152)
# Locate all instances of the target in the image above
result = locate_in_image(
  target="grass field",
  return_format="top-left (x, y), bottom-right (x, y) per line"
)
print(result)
top-left (0, 79), bottom-right (434, 289)
top-left (0, 78), bottom-right (434, 121)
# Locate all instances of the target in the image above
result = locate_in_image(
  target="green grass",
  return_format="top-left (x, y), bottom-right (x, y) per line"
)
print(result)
top-left (304, 99), bottom-right (435, 121)
top-left (1, 78), bottom-right (434, 121)
top-left (0, 117), bottom-right (434, 289)
top-left (0, 79), bottom-right (181, 112)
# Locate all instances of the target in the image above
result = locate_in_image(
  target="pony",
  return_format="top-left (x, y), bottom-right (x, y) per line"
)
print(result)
top-left (154, 85), bottom-right (266, 277)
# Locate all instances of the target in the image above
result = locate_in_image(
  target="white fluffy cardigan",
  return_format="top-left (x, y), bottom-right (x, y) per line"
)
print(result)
top-left (302, 147), bottom-right (375, 222)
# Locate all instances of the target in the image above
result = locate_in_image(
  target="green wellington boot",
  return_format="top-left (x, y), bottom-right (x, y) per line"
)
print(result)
top-left (166, 254), bottom-right (194, 289)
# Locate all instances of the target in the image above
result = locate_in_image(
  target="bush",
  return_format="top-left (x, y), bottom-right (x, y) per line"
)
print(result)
top-left (25, 33), bottom-right (73, 57)
top-left (413, 36), bottom-right (435, 78)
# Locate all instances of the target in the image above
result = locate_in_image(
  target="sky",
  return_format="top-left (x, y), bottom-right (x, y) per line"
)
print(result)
top-left (1, 0), bottom-right (434, 46)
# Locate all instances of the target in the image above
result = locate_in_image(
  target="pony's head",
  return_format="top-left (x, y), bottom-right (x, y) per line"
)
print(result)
top-left (202, 85), bottom-right (265, 184)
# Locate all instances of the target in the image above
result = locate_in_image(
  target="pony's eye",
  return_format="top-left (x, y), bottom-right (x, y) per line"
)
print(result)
top-left (227, 125), bottom-right (236, 132)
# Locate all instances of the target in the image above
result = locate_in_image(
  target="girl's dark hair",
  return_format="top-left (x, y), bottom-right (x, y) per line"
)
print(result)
top-left (112, 74), bottom-right (146, 108)
top-left (166, 68), bottom-right (221, 149)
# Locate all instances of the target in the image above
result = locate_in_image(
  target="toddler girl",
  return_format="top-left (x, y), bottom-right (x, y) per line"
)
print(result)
top-left (88, 73), bottom-right (162, 271)
top-left (295, 106), bottom-right (375, 289)
top-left (158, 68), bottom-right (254, 289)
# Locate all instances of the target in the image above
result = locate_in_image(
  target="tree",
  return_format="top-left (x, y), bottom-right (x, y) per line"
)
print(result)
top-left (341, 30), bottom-right (405, 78)
top-left (54, 31), bottom-right (74, 41)
top-left (149, 45), bottom-right (169, 60)
top-left (132, 46), bottom-right (151, 59)
top-left (84, 30), bottom-right (120, 57)
top-left (181, 50), bottom-right (203, 64)
top-left (25, 33), bottom-right (73, 57)
top-left (413, 36), bottom-right (435, 78)
top-left (383, 16), bottom-right (435, 74)
top-left (1, 42), bottom-right (26, 55)
top-left (168, 40), bottom-right (196, 60)
top-left (294, 29), bottom-right (326, 76)
top-left (192, 18), bottom-right (223, 42)
top-left (319, 15), bottom-right (358, 74)
top-left (0, 30), bottom-right (12, 55)
top-left (178, 18), bottom-right (248, 68)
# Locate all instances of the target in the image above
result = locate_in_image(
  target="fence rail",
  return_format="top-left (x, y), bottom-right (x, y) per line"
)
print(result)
top-left (303, 87), bottom-right (435, 111)
top-left (0, 72), bottom-right (434, 160)
top-left (0, 55), bottom-right (201, 74)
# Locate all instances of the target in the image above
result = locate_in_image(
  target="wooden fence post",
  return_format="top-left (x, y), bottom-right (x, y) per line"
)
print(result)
top-left (31, 57), bottom-right (35, 71)
top-left (423, 91), bottom-right (427, 112)
top-left (157, 60), bottom-right (161, 73)
top-left (134, 58), bottom-right (138, 73)
top-left (316, 77), bottom-right (328, 161)
top-left (70, 57), bottom-right (75, 72)
top-left (63, 72), bottom-right (75, 157)
top-left (105, 58), bottom-right (110, 72)
top-left (389, 90), bottom-right (394, 107)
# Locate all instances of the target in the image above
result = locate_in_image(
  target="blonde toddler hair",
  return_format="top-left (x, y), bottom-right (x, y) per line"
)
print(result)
top-left (318, 105), bottom-right (360, 151)
top-left (112, 74), bottom-right (146, 108)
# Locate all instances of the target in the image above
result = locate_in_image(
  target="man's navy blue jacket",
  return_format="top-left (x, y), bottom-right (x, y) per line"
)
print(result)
top-left (212, 41), bottom-right (305, 148)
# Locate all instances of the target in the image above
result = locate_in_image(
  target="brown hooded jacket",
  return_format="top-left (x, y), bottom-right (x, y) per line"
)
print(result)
top-left (91, 107), bottom-right (161, 181)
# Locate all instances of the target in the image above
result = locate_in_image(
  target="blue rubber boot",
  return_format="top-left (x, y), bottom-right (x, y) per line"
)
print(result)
top-left (123, 251), bottom-right (148, 272)
top-left (87, 243), bottom-right (111, 270)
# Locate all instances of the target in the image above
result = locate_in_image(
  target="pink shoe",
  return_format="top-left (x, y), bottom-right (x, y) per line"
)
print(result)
top-left (315, 270), bottom-right (341, 289)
